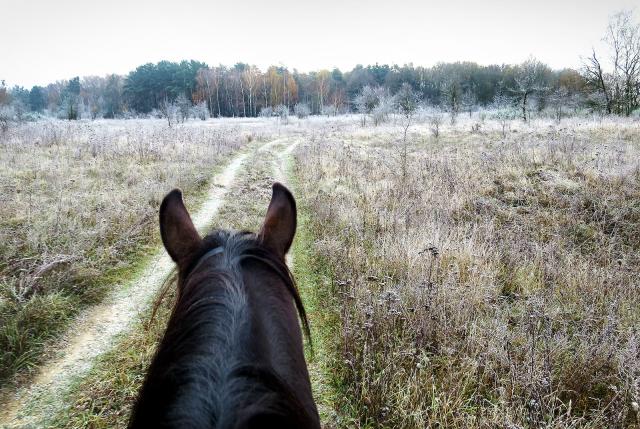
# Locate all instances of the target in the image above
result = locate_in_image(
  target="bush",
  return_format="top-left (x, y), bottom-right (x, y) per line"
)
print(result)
top-left (294, 103), bottom-right (310, 119)
top-left (321, 105), bottom-right (337, 117)
top-left (371, 97), bottom-right (393, 125)
top-left (428, 112), bottom-right (442, 137)
top-left (274, 105), bottom-right (289, 124)
top-left (259, 106), bottom-right (273, 118)
top-left (190, 101), bottom-right (209, 121)
top-left (393, 83), bottom-right (418, 118)
top-left (175, 94), bottom-right (191, 123)
top-left (0, 105), bottom-right (15, 132)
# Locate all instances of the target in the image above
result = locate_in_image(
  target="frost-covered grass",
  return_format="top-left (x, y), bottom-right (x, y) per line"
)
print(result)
top-left (3, 114), bottom-right (640, 428)
top-left (294, 115), bottom-right (640, 427)
top-left (0, 119), bottom-right (249, 385)
top-left (48, 140), bottom-right (282, 429)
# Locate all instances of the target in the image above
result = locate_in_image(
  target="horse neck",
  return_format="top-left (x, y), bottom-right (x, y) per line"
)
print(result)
top-left (130, 258), bottom-right (319, 428)
top-left (240, 260), bottom-right (318, 424)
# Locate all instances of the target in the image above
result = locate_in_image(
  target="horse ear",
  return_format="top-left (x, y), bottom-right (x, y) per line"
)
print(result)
top-left (159, 189), bottom-right (202, 270)
top-left (259, 183), bottom-right (297, 258)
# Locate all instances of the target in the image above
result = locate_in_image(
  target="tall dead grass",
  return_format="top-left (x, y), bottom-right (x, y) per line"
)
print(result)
top-left (295, 118), bottom-right (640, 427)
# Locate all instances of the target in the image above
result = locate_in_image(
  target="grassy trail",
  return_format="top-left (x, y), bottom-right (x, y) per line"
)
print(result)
top-left (0, 147), bottom-right (255, 428)
top-left (270, 138), bottom-right (340, 428)
top-left (0, 135), bottom-right (340, 428)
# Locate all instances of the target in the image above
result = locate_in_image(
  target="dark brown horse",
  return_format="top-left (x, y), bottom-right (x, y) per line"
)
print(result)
top-left (128, 183), bottom-right (320, 428)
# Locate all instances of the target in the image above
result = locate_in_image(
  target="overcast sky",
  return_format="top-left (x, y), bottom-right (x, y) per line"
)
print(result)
top-left (1, 0), bottom-right (637, 88)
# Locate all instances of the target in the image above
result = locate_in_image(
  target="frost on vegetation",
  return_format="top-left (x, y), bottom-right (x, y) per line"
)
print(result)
top-left (293, 115), bottom-right (640, 428)
top-left (294, 103), bottom-right (310, 119)
top-left (0, 119), bottom-right (248, 384)
top-left (259, 106), bottom-right (273, 118)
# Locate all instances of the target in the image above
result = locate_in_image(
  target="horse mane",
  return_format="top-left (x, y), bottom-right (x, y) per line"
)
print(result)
top-left (129, 230), bottom-right (313, 428)
top-left (181, 230), bottom-right (310, 341)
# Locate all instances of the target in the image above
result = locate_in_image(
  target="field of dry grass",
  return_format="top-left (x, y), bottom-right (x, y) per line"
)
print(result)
top-left (0, 119), bottom-right (250, 384)
top-left (294, 115), bottom-right (640, 427)
top-left (1, 114), bottom-right (638, 428)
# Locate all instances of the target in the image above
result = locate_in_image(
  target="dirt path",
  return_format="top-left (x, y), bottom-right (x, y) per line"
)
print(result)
top-left (0, 137), bottom-right (335, 428)
top-left (0, 150), bottom-right (252, 428)
top-left (266, 139), bottom-right (336, 427)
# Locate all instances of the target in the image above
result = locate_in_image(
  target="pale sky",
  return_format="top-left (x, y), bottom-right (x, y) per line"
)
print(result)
top-left (1, 0), bottom-right (637, 88)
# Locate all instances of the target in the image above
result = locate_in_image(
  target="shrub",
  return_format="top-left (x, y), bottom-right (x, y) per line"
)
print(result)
top-left (294, 103), bottom-right (310, 119)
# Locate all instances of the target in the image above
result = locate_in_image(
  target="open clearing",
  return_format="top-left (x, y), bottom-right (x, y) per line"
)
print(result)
top-left (1, 115), bottom-right (639, 428)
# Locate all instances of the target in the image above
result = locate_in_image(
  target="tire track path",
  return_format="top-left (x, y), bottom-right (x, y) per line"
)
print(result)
top-left (266, 138), bottom-right (336, 427)
top-left (0, 149), bottom-right (252, 428)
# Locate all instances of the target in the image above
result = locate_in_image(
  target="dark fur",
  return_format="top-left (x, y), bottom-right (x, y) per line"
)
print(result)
top-left (128, 230), bottom-right (319, 428)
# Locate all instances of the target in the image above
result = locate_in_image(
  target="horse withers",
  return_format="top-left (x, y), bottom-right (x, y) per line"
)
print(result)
top-left (128, 183), bottom-right (320, 428)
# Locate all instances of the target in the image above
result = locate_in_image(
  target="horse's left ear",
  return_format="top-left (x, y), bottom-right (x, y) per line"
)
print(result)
top-left (259, 183), bottom-right (297, 258)
top-left (159, 189), bottom-right (203, 270)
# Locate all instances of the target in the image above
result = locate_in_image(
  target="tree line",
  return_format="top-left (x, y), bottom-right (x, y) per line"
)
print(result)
top-left (1, 10), bottom-right (638, 125)
top-left (0, 60), bottom-right (586, 120)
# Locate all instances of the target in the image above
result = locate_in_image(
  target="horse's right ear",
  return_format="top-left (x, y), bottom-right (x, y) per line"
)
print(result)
top-left (159, 189), bottom-right (202, 270)
top-left (258, 183), bottom-right (297, 258)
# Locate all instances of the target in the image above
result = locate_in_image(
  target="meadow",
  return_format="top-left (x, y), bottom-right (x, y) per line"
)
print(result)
top-left (294, 114), bottom-right (640, 427)
top-left (1, 113), bottom-right (639, 428)
top-left (0, 119), bottom-right (251, 383)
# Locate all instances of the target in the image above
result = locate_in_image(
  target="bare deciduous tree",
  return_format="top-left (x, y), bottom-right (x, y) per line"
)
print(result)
top-left (315, 70), bottom-right (330, 110)
top-left (393, 83), bottom-right (419, 183)
top-left (492, 93), bottom-right (517, 137)
top-left (583, 10), bottom-right (640, 115)
top-left (242, 66), bottom-right (260, 117)
top-left (394, 83), bottom-right (418, 141)
top-left (549, 87), bottom-right (570, 122)
top-left (510, 58), bottom-right (550, 122)
top-left (428, 112), bottom-right (443, 138)
top-left (158, 98), bottom-right (178, 127)
top-left (441, 78), bottom-right (461, 124)
top-left (354, 85), bottom-right (383, 126)
top-left (274, 104), bottom-right (289, 124)
top-left (605, 10), bottom-right (640, 115)
top-left (175, 94), bottom-right (191, 123)
top-left (462, 86), bottom-right (477, 118)
top-left (583, 49), bottom-right (613, 114)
